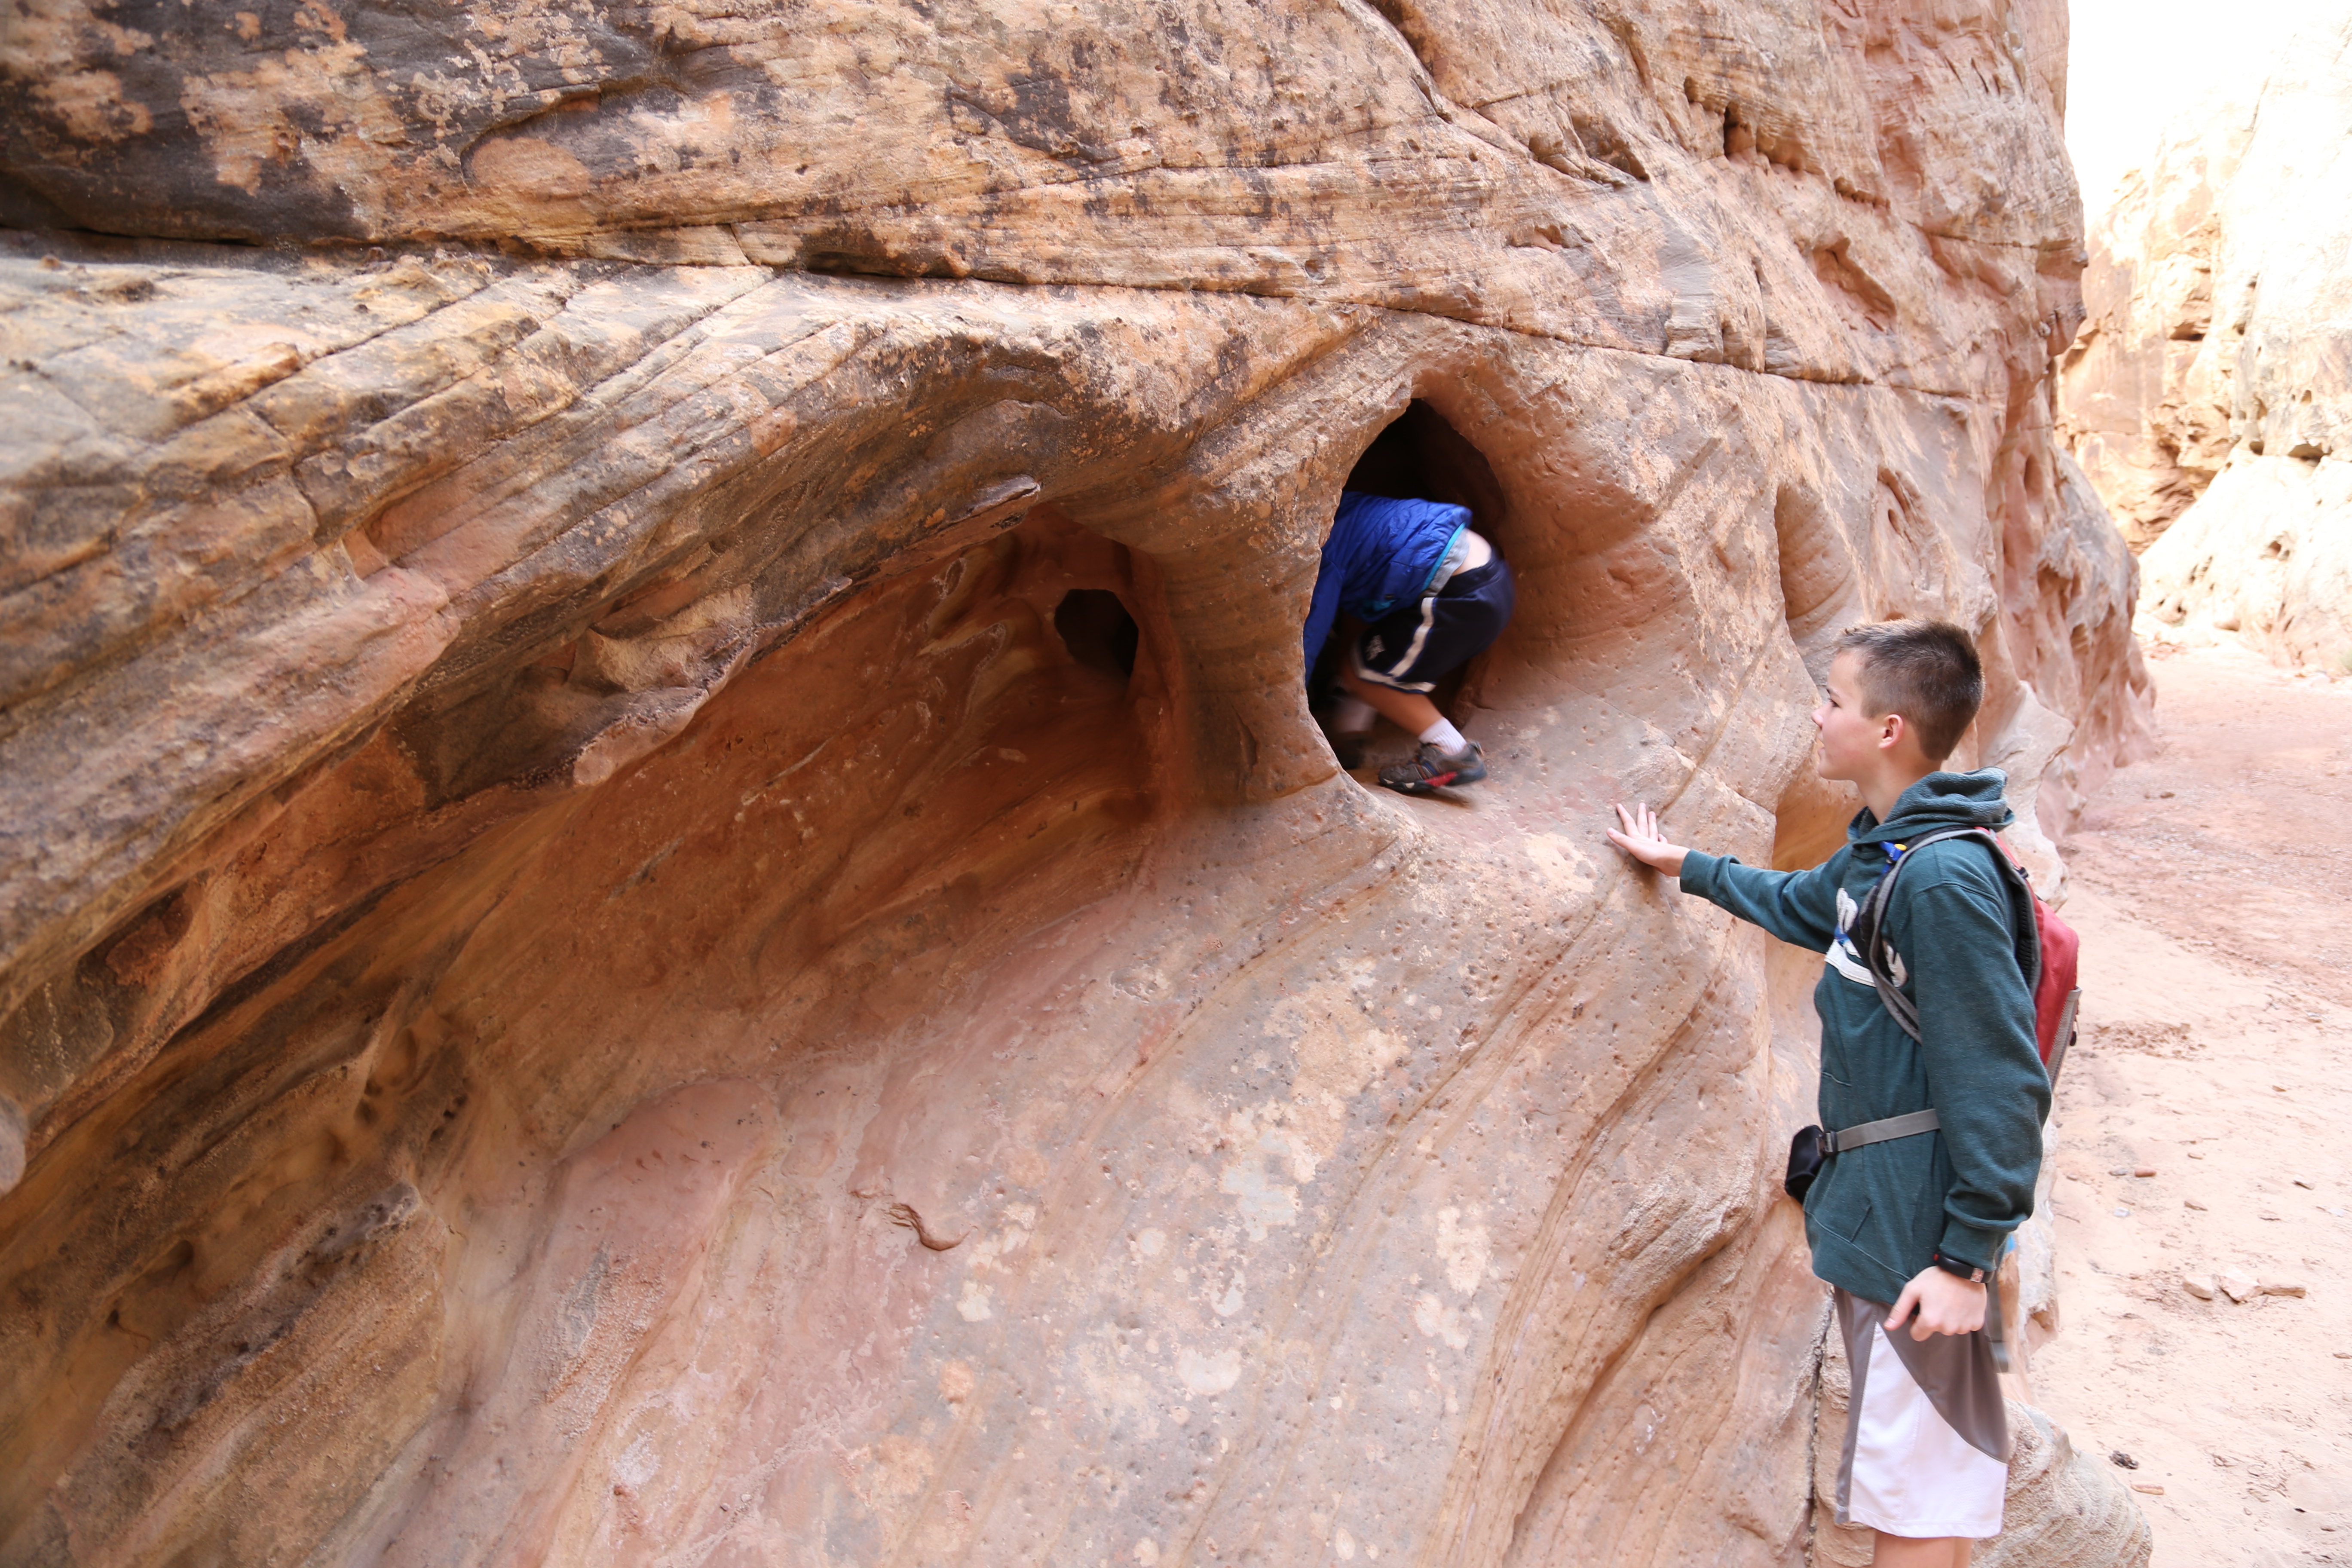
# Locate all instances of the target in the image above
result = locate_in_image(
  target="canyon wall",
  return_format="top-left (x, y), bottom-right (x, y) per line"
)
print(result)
top-left (2058, 5), bottom-right (2352, 666)
top-left (2, 0), bottom-right (2148, 1563)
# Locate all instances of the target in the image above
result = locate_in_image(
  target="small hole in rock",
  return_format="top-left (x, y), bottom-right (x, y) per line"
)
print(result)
top-left (1054, 588), bottom-right (1139, 682)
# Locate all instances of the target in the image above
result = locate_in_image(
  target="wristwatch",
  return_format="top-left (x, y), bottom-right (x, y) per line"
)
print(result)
top-left (1931, 1250), bottom-right (1987, 1284)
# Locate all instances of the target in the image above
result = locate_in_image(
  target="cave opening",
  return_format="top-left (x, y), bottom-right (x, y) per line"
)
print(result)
top-left (717, 501), bottom-right (1168, 1026)
top-left (1343, 399), bottom-right (1510, 524)
top-left (1053, 588), bottom-right (1141, 683)
top-left (1314, 399), bottom-right (1517, 760)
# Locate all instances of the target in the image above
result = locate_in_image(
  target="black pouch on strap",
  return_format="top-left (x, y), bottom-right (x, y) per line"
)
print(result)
top-left (1785, 1110), bottom-right (1941, 1203)
top-left (1785, 1124), bottom-right (1828, 1201)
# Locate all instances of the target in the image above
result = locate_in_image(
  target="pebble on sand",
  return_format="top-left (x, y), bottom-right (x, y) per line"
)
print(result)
top-left (2181, 1274), bottom-right (2217, 1300)
top-left (2218, 1269), bottom-right (2260, 1303)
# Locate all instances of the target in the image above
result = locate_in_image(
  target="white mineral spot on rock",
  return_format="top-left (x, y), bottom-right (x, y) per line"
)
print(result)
top-left (1435, 1206), bottom-right (1490, 1296)
top-left (615, 1433), bottom-right (659, 1488)
top-left (1411, 1292), bottom-right (1472, 1351)
top-left (1219, 1122), bottom-right (1303, 1241)
top-left (1177, 1349), bottom-right (1240, 1396)
top-left (957, 1282), bottom-right (993, 1322)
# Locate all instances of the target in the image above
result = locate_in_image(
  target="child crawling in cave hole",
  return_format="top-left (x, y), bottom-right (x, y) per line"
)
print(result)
top-left (1607, 620), bottom-right (2047, 1568)
top-left (1303, 490), bottom-right (1516, 795)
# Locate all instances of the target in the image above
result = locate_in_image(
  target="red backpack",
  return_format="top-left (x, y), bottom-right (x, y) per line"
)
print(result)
top-left (1854, 827), bottom-right (2082, 1084)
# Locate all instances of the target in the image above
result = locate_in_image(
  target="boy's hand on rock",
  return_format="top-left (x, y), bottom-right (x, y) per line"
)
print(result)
top-left (1886, 1266), bottom-right (1988, 1339)
top-left (1608, 804), bottom-right (1688, 878)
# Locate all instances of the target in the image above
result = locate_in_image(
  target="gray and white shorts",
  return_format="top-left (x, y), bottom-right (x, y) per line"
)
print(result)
top-left (1351, 555), bottom-right (1516, 694)
top-left (1832, 1288), bottom-right (2012, 1540)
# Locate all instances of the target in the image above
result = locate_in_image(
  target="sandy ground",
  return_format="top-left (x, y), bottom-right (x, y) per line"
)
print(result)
top-left (2026, 640), bottom-right (2352, 1567)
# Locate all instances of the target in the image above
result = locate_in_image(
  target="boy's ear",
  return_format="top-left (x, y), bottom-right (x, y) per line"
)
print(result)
top-left (1876, 711), bottom-right (1905, 750)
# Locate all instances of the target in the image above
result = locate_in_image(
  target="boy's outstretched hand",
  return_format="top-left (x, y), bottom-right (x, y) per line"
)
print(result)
top-left (1608, 804), bottom-right (1689, 879)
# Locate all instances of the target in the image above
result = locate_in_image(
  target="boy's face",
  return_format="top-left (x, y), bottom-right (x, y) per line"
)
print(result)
top-left (1812, 650), bottom-right (1895, 781)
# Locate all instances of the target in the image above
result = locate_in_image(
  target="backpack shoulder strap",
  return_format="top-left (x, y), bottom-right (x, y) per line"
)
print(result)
top-left (1852, 826), bottom-right (2003, 1041)
top-left (1933, 827), bottom-right (2044, 993)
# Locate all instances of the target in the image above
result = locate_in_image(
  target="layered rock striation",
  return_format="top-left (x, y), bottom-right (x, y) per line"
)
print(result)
top-left (2058, 5), bottom-right (2352, 666)
top-left (3, 0), bottom-right (2147, 1563)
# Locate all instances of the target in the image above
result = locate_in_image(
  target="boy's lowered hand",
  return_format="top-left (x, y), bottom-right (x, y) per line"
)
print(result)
top-left (1608, 804), bottom-right (1688, 878)
top-left (1885, 1265), bottom-right (1988, 1339)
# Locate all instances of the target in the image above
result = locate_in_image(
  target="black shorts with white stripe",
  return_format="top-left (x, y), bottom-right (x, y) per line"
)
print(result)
top-left (1352, 556), bottom-right (1516, 693)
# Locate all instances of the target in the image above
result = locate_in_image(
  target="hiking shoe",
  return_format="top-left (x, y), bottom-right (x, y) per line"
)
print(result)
top-left (1331, 731), bottom-right (1371, 770)
top-left (1378, 739), bottom-right (1486, 795)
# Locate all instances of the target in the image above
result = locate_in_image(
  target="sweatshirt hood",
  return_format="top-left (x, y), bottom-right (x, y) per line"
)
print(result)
top-left (1850, 768), bottom-right (2017, 845)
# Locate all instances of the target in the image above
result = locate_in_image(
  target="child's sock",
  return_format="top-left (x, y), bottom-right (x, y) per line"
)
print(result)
top-left (1333, 695), bottom-right (1376, 733)
top-left (1418, 717), bottom-right (1467, 753)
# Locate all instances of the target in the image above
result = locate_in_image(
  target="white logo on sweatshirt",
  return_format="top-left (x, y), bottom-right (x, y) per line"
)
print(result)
top-left (1829, 886), bottom-right (1906, 988)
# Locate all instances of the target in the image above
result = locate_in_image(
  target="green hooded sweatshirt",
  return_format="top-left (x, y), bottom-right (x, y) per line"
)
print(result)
top-left (1679, 769), bottom-right (2049, 1307)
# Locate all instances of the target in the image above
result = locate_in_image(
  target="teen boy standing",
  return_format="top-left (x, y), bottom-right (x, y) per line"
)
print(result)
top-left (1608, 620), bottom-right (2047, 1567)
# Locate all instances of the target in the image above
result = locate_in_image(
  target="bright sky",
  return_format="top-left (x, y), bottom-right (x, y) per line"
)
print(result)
top-left (2064, 0), bottom-right (2338, 217)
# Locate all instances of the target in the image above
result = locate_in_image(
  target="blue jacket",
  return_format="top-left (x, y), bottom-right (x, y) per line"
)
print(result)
top-left (1679, 770), bottom-right (2048, 1306)
top-left (1301, 492), bottom-right (1470, 676)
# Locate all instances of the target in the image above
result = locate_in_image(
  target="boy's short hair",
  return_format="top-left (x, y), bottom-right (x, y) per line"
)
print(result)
top-left (1834, 619), bottom-right (1984, 762)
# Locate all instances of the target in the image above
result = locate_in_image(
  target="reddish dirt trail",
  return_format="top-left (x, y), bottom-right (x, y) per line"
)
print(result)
top-left (2029, 641), bottom-right (2352, 1567)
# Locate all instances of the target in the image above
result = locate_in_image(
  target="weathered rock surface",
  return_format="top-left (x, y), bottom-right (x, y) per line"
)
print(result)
top-left (2058, 6), bottom-right (2352, 666)
top-left (1, 0), bottom-right (2147, 1562)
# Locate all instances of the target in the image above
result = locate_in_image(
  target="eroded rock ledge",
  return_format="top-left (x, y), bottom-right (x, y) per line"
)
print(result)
top-left (3, 1), bottom-right (2147, 1562)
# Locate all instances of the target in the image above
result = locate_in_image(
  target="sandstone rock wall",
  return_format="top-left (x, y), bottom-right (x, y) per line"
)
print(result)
top-left (2058, 5), bottom-right (2352, 667)
top-left (2, 0), bottom-right (2147, 1562)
